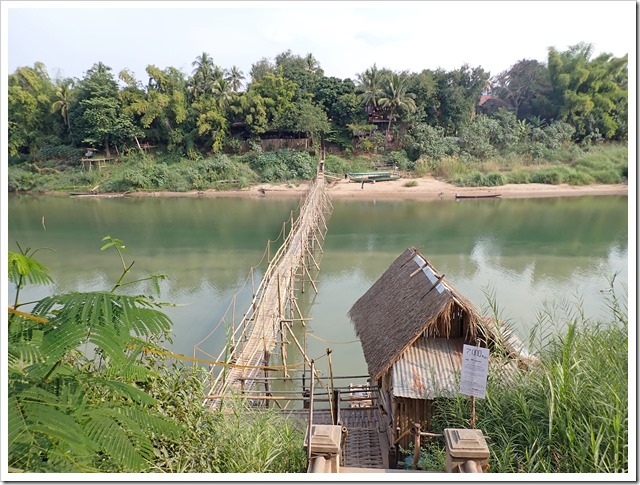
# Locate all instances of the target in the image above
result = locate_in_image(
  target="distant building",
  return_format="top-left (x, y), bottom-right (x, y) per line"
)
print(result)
top-left (477, 94), bottom-right (509, 116)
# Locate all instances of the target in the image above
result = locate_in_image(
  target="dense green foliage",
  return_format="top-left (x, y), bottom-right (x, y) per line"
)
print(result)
top-left (8, 43), bottom-right (627, 170)
top-left (8, 239), bottom-right (306, 473)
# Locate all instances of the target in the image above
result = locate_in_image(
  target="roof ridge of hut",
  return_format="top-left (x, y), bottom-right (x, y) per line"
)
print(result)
top-left (348, 247), bottom-right (484, 380)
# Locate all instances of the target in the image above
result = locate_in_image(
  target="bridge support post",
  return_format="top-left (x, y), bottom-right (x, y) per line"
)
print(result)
top-left (443, 428), bottom-right (490, 473)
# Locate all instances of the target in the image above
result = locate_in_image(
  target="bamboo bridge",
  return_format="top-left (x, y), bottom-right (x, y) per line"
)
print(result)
top-left (194, 163), bottom-right (333, 410)
top-left (192, 161), bottom-right (492, 473)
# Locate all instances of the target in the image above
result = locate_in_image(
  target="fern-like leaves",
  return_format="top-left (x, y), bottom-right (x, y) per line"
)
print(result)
top-left (8, 250), bottom-right (53, 287)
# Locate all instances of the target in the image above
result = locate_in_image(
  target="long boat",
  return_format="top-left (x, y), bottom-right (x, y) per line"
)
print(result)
top-left (455, 193), bottom-right (501, 199)
top-left (347, 171), bottom-right (400, 183)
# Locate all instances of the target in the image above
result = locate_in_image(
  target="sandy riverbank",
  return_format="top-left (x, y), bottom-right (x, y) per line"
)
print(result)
top-left (117, 175), bottom-right (629, 200)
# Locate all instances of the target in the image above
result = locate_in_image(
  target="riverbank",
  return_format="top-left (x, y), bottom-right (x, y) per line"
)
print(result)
top-left (85, 175), bottom-right (628, 200)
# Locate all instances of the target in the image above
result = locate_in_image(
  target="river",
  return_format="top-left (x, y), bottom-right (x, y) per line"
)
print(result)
top-left (7, 194), bottom-right (628, 381)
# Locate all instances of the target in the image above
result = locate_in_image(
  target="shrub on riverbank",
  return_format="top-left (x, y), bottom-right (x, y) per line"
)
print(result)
top-left (7, 142), bottom-right (628, 193)
top-left (426, 143), bottom-right (627, 187)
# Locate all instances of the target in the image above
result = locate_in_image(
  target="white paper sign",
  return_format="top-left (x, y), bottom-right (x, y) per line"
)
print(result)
top-left (459, 344), bottom-right (490, 399)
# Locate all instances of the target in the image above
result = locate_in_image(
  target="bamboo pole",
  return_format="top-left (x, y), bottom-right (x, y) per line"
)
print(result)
top-left (280, 320), bottom-right (289, 378)
top-left (307, 360), bottom-right (315, 462)
top-left (264, 350), bottom-right (270, 409)
top-left (412, 423), bottom-right (421, 470)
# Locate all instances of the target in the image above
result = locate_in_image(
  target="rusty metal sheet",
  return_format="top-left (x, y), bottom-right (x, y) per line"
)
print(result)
top-left (391, 337), bottom-right (464, 400)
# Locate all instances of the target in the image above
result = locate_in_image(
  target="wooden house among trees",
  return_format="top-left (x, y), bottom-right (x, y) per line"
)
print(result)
top-left (348, 247), bottom-right (528, 449)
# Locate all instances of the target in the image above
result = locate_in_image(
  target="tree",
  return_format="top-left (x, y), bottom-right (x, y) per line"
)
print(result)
top-left (132, 65), bottom-right (190, 153)
top-left (225, 66), bottom-right (245, 93)
top-left (249, 72), bottom-right (297, 130)
top-left (274, 50), bottom-right (323, 101)
top-left (228, 89), bottom-right (269, 136)
top-left (548, 43), bottom-right (628, 141)
top-left (211, 77), bottom-right (233, 110)
top-left (189, 52), bottom-right (225, 99)
top-left (8, 63), bottom-right (58, 156)
top-left (431, 64), bottom-right (490, 135)
top-left (192, 96), bottom-right (228, 153)
top-left (68, 63), bottom-right (123, 156)
top-left (51, 78), bottom-right (75, 136)
top-left (493, 59), bottom-right (552, 120)
top-left (378, 72), bottom-right (417, 138)
top-left (313, 76), bottom-right (359, 127)
top-left (305, 53), bottom-right (320, 73)
top-left (407, 70), bottom-right (437, 124)
top-left (356, 64), bottom-right (386, 113)
top-left (249, 57), bottom-right (275, 84)
top-left (292, 99), bottom-right (331, 149)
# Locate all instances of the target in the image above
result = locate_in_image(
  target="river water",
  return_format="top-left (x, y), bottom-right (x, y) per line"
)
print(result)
top-left (7, 194), bottom-right (628, 381)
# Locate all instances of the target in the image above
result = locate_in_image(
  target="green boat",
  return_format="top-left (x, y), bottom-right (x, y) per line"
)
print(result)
top-left (347, 171), bottom-right (400, 183)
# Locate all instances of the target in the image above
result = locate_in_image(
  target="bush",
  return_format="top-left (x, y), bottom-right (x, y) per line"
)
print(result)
top-left (404, 180), bottom-right (418, 187)
top-left (224, 136), bottom-right (244, 155)
top-left (8, 166), bottom-right (38, 191)
top-left (529, 168), bottom-right (564, 184)
top-left (247, 149), bottom-right (316, 182)
top-left (386, 150), bottom-right (413, 170)
top-left (506, 170), bottom-right (531, 184)
top-left (451, 171), bottom-right (506, 187)
top-left (483, 172), bottom-right (506, 186)
top-left (405, 123), bottom-right (459, 161)
top-left (458, 116), bottom-right (499, 160)
top-left (36, 145), bottom-right (82, 165)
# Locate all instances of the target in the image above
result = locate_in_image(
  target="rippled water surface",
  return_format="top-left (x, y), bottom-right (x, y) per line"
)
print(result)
top-left (8, 194), bottom-right (628, 379)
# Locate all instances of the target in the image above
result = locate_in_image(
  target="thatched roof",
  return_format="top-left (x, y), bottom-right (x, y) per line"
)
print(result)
top-left (348, 247), bottom-right (483, 380)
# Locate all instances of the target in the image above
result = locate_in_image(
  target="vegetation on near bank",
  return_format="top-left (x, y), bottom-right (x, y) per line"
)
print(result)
top-left (8, 42), bottom-right (628, 193)
top-left (410, 283), bottom-right (628, 473)
top-left (8, 238), bottom-right (307, 473)
top-left (9, 239), bottom-right (628, 473)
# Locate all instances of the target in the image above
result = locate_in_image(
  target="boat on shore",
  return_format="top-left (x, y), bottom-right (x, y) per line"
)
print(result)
top-left (455, 193), bottom-right (501, 199)
top-left (347, 171), bottom-right (400, 183)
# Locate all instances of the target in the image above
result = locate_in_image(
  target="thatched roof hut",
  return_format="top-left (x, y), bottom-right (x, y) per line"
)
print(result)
top-left (348, 247), bottom-right (532, 452)
top-left (348, 247), bottom-right (483, 381)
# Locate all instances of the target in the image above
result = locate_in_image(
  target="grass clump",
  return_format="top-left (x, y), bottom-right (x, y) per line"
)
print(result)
top-left (430, 279), bottom-right (628, 473)
top-left (147, 368), bottom-right (308, 474)
top-left (404, 180), bottom-right (418, 187)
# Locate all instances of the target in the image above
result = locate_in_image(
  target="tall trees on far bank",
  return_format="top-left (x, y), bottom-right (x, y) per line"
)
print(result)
top-left (7, 43), bottom-right (628, 161)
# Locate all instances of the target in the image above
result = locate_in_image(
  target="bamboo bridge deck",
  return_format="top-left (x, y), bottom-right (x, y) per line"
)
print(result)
top-left (197, 167), bottom-right (332, 409)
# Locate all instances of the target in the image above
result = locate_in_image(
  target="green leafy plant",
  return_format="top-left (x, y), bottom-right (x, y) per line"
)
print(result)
top-left (8, 237), bottom-right (182, 472)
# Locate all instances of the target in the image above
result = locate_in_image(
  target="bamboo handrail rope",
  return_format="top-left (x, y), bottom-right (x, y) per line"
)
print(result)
top-left (193, 203), bottom-right (294, 351)
top-left (306, 333), bottom-right (361, 345)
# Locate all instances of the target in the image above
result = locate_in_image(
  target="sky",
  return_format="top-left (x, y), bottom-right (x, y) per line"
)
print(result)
top-left (2, 0), bottom-right (637, 84)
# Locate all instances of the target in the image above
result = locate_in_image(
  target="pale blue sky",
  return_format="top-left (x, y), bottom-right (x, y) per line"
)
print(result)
top-left (3, 1), bottom-right (636, 83)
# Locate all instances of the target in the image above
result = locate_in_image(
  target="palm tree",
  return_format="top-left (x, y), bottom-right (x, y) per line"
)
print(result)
top-left (225, 66), bottom-right (245, 92)
top-left (191, 52), bottom-right (217, 98)
top-left (304, 53), bottom-right (319, 74)
top-left (211, 78), bottom-right (233, 109)
top-left (191, 51), bottom-right (214, 77)
top-left (356, 64), bottom-right (385, 114)
top-left (378, 73), bottom-right (417, 139)
top-left (51, 78), bottom-right (74, 136)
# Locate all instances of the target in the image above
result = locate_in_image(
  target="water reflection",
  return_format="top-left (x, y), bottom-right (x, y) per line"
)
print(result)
top-left (8, 194), bottom-right (628, 378)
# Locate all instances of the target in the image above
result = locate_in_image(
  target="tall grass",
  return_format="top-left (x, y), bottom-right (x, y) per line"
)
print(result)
top-left (147, 365), bottom-right (307, 473)
top-left (430, 143), bottom-right (627, 187)
top-left (430, 278), bottom-right (628, 473)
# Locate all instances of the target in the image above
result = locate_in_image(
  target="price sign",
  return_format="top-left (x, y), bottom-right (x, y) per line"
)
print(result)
top-left (459, 344), bottom-right (489, 399)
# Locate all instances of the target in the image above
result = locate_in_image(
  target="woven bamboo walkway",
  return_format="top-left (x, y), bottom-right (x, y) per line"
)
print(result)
top-left (202, 170), bottom-right (331, 409)
top-left (283, 407), bottom-right (389, 469)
